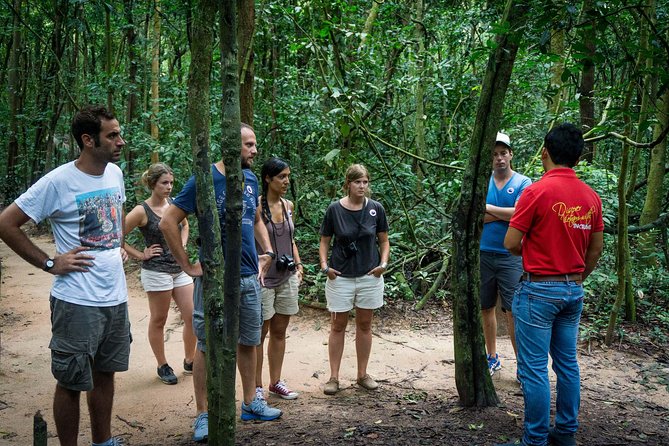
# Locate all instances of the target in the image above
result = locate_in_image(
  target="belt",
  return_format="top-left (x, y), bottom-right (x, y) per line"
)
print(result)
top-left (521, 272), bottom-right (582, 283)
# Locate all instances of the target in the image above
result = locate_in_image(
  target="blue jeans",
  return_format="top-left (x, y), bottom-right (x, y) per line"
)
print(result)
top-left (513, 280), bottom-right (584, 446)
top-left (193, 275), bottom-right (262, 351)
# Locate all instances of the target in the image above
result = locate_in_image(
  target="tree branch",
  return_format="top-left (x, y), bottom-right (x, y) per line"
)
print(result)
top-left (584, 123), bottom-right (669, 148)
top-left (604, 213), bottom-right (669, 234)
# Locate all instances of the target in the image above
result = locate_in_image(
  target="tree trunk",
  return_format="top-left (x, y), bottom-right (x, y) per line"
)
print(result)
top-left (105, 4), bottom-right (113, 111)
top-left (187, 1), bottom-right (233, 444)
top-left (31, 0), bottom-right (68, 181)
top-left (451, 0), bottom-right (526, 407)
top-left (623, 1), bottom-right (656, 321)
top-left (605, 81), bottom-right (635, 346)
top-left (638, 86), bottom-right (669, 261)
top-left (358, 0), bottom-right (381, 50)
top-left (269, 21), bottom-right (279, 146)
top-left (638, 15), bottom-right (665, 264)
top-left (548, 28), bottom-right (567, 115)
top-left (211, 0), bottom-right (244, 443)
top-left (578, 0), bottom-right (596, 162)
top-left (150, 0), bottom-right (161, 163)
top-left (124, 0), bottom-right (139, 188)
top-left (413, 0), bottom-right (426, 193)
top-left (5, 0), bottom-right (22, 201)
top-left (237, 0), bottom-right (254, 126)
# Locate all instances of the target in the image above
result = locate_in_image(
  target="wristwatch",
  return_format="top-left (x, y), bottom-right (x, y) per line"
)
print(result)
top-left (43, 258), bottom-right (55, 272)
top-left (265, 251), bottom-right (276, 259)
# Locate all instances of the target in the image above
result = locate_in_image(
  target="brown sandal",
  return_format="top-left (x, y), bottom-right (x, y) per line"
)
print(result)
top-left (356, 374), bottom-right (379, 390)
top-left (323, 377), bottom-right (339, 395)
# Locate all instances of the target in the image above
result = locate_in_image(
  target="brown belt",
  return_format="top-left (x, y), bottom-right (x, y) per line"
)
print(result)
top-left (521, 272), bottom-right (582, 283)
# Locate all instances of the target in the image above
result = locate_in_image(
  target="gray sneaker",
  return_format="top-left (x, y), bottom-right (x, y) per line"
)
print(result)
top-left (157, 363), bottom-right (178, 385)
top-left (240, 396), bottom-right (282, 421)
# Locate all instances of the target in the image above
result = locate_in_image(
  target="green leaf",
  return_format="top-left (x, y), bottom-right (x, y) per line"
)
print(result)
top-left (323, 149), bottom-right (340, 164)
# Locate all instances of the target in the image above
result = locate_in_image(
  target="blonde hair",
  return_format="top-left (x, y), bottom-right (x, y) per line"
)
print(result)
top-left (343, 164), bottom-right (371, 197)
top-left (141, 162), bottom-right (173, 190)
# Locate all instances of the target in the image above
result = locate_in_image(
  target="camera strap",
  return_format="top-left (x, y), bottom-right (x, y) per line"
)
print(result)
top-left (269, 198), bottom-right (293, 257)
top-left (344, 197), bottom-right (368, 245)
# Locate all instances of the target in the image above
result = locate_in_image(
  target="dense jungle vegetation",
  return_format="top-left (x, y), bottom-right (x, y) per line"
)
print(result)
top-left (1, 0), bottom-right (668, 350)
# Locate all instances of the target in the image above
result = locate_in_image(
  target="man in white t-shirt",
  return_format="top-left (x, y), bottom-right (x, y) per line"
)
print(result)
top-left (0, 105), bottom-right (130, 446)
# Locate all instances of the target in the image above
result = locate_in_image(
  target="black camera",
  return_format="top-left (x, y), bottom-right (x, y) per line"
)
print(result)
top-left (342, 241), bottom-right (358, 259)
top-left (276, 254), bottom-right (296, 272)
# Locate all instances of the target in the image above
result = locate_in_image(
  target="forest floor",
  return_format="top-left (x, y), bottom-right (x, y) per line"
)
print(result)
top-left (1, 236), bottom-right (668, 445)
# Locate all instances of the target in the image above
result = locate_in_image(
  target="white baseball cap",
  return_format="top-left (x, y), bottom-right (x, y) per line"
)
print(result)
top-left (496, 132), bottom-right (511, 148)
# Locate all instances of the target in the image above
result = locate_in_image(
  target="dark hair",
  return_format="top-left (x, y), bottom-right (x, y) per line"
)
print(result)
top-left (71, 105), bottom-right (116, 150)
top-left (544, 123), bottom-right (584, 167)
top-left (260, 157), bottom-right (290, 223)
top-left (141, 162), bottom-right (173, 190)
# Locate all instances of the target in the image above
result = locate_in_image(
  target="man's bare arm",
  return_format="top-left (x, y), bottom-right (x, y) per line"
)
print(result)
top-left (0, 203), bottom-right (94, 274)
top-left (504, 226), bottom-right (524, 256)
top-left (582, 231), bottom-right (604, 280)
top-left (159, 204), bottom-right (202, 276)
top-left (486, 204), bottom-right (516, 221)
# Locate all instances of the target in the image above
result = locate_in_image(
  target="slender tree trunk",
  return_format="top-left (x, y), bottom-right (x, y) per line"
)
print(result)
top-left (578, 0), bottom-right (596, 162)
top-left (269, 21), bottom-right (279, 146)
top-left (210, 0), bottom-right (244, 443)
top-left (237, 0), bottom-right (254, 126)
top-left (548, 28), bottom-right (568, 116)
top-left (605, 81), bottom-right (635, 345)
top-left (124, 0), bottom-right (139, 188)
top-left (43, 0), bottom-right (69, 174)
top-left (358, 0), bottom-right (381, 50)
top-left (150, 0), bottom-right (161, 163)
top-left (6, 0), bottom-right (23, 200)
top-left (639, 86), bottom-right (669, 260)
top-left (187, 2), bottom-right (232, 443)
top-left (67, 1), bottom-right (83, 161)
top-left (142, 10), bottom-right (151, 125)
top-left (413, 0), bottom-right (426, 193)
top-left (105, 4), bottom-right (113, 111)
top-left (451, 0), bottom-right (526, 407)
top-left (32, 0), bottom-right (68, 181)
top-left (623, 1), bottom-right (657, 321)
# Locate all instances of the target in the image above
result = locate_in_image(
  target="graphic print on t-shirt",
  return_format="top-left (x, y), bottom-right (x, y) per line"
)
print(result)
top-left (551, 202), bottom-right (595, 231)
top-left (213, 181), bottom-right (256, 228)
top-left (76, 187), bottom-right (123, 249)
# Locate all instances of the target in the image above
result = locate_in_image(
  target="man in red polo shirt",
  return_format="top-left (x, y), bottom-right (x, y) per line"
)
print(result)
top-left (499, 123), bottom-right (604, 446)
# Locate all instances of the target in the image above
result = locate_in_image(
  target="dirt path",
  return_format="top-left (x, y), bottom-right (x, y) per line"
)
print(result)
top-left (1, 236), bottom-right (668, 445)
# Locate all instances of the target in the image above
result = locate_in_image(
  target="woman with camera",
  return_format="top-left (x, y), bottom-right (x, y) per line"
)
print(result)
top-left (319, 164), bottom-right (390, 395)
top-left (123, 163), bottom-right (196, 385)
top-left (255, 157), bottom-right (304, 400)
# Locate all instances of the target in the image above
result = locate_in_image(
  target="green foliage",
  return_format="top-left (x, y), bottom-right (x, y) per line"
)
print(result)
top-left (1, 0), bottom-right (668, 344)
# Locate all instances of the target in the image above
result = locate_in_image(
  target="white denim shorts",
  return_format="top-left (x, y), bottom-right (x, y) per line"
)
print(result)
top-left (140, 269), bottom-right (193, 292)
top-left (262, 274), bottom-right (299, 320)
top-left (325, 274), bottom-right (384, 313)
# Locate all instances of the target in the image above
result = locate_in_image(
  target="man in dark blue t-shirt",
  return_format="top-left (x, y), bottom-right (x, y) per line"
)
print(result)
top-left (160, 124), bottom-right (281, 442)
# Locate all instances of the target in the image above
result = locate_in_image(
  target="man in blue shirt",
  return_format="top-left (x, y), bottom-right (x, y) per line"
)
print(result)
top-left (160, 124), bottom-right (281, 443)
top-left (480, 132), bottom-right (531, 376)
